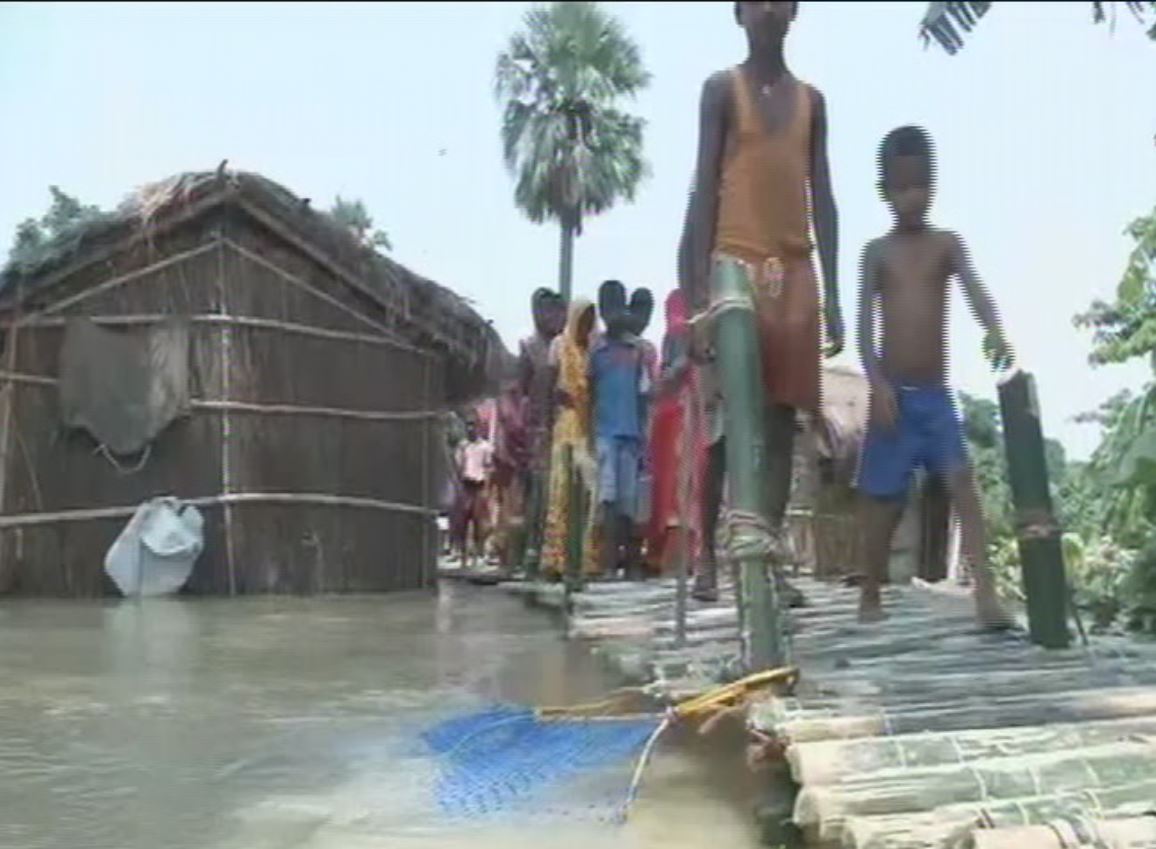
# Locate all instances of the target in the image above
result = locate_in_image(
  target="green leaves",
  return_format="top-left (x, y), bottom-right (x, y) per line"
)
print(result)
top-left (328, 196), bottom-right (392, 253)
top-left (5, 186), bottom-right (106, 274)
top-left (495, 2), bottom-right (650, 232)
top-left (922, 1), bottom-right (1156, 54)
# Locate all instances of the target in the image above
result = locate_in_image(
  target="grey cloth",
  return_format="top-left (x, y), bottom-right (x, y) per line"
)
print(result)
top-left (58, 318), bottom-right (190, 456)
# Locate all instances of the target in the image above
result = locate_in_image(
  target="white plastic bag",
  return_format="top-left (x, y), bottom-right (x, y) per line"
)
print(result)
top-left (105, 497), bottom-right (204, 597)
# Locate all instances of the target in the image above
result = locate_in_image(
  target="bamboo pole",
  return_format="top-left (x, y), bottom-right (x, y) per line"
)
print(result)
top-left (421, 356), bottom-right (433, 590)
top-left (0, 372), bottom-right (438, 422)
top-left (709, 257), bottom-right (781, 670)
top-left (564, 444), bottom-right (584, 596)
top-left (216, 236), bottom-right (237, 596)
top-left (0, 280), bottom-right (23, 585)
top-left (998, 371), bottom-right (1070, 649)
top-left (675, 385), bottom-right (692, 648)
top-left (972, 816), bottom-right (1156, 849)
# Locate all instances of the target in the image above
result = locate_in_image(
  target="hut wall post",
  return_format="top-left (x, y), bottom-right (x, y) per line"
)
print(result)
top-left (421, 355), bottom-right (433, 590)
top-left (215, 233), bottom-right (238, 596)
top-left (0, 289), bottom-right (20, 588)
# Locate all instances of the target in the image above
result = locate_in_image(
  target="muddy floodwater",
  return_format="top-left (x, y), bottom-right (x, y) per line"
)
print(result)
top-left (0, 582), bottom-right (761, 849)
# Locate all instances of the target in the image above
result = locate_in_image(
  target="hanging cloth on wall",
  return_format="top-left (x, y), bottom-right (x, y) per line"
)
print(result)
top-left (58, 317), bottom-right (191, 460)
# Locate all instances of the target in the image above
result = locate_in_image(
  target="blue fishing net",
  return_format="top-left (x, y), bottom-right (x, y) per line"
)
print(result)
top-left (421, 705), bottom-right (662, 822)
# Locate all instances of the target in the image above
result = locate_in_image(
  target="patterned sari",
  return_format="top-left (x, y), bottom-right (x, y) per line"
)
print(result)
top-left (541, 298), bottom-right (600, 577)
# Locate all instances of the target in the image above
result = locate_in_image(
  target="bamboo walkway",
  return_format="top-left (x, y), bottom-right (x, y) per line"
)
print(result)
top-left (759, 576), bottom-right (1156, 848)
top-left (438, 564), bottom-right (1156, 847)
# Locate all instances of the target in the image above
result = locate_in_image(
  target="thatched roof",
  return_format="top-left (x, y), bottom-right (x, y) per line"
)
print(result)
top-left (0, 169), bottom-right (511, 400)
top-left (815, 365), bottom-right (870, 486)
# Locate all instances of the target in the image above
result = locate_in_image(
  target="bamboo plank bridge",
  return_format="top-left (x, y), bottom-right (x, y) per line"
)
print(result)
top-left (439, 564), bottom-right (1156, 847)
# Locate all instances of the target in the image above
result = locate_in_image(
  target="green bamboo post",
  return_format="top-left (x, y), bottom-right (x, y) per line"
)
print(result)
top-left (712, 258), bottom-right (782, 671)
top-left (997, 371), bottom-right (1070, 649)
top-left (564, 444), bottom-right (584, 596)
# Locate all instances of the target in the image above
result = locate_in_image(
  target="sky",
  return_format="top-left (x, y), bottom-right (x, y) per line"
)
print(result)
top-left (1, 1), bottom-right (1153, 460)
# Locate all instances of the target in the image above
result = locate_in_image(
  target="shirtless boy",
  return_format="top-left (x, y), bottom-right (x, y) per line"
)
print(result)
top-left (856, 125), bottom-right (1013, 628)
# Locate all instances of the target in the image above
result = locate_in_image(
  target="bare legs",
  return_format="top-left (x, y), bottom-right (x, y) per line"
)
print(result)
top-left (693, 440), bottom-right (726, 601)
top-left (857, 464), bottom-right (1013, 629)
top-left (856, 496), bottom-right (903, 622)
top-left (944, 464), bottom-right (1013, 628)
top-left (763, 403), bottom-right (797, 532)
top-left (693, 403), bottom-right (799, 603)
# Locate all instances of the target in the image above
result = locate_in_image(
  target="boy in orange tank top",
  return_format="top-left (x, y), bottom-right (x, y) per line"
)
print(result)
top-left (680, 1), bottom-right (843, 601)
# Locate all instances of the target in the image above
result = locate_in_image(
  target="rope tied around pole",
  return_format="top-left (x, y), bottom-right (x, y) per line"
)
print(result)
top-left (718, 508), bottom-right (793, 569)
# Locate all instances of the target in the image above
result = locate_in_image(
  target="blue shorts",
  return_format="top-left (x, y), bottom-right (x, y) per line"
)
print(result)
top-left (597, 436), bottom-right (641, 518)
top-left (857, 384), bottom-right (968, 500)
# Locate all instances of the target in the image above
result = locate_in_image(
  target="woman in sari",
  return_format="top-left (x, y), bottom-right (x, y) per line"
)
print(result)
top-left (490, 376), bottom-right (529, 570)
top-left (647, 289), bottom-right (707, 576)
top-left (541, 297), bottom-right (600, 579)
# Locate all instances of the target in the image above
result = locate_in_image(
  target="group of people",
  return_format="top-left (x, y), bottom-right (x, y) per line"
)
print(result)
top-left (447, 281), bottom-right (708, 587)
top-left (451, 0), bottom-right (1019, 627)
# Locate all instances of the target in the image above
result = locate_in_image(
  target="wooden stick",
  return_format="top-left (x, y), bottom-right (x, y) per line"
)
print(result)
top-left (10, 242), bottom-right (220, 325)
top-left (0, 191), bottom-right (226, 314)
top-left (0, 373), bottom-right (439, 421)
top-left (221, 237), bottom-right (417, 351)
top-left (216, 237), bottom-right (237, 597)
top-left (0, 313), bottom-right (427, 353)
top-left (0, 491), bottom-right (437, 529)
top-left (0, 280), bottom-right (22, 583)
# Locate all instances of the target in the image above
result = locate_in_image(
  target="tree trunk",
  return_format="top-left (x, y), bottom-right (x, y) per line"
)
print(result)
top-left (558, 218), bottom-right (575, 305)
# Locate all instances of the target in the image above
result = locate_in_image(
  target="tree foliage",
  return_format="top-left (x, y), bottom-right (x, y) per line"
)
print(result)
top-left (494, 1), bottom-right (650, 297)
top-left (920, 1), bottom-right (1156, 54)
top-left (328, 196), bottom-right (392, 253)
top-left (6, 186), bottom-right (105, 272)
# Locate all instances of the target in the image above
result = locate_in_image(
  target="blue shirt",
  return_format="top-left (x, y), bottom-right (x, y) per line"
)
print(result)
top-left (589, 336), bottom-right (643, 440)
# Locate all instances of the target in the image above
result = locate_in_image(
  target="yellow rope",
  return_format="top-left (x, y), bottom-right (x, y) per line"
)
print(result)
top-left (536, 666), bottom-right (797, 722)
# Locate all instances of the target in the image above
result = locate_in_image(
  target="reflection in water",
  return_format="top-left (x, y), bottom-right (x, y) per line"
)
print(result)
top-left (0, 583), bottom-right (760, 849)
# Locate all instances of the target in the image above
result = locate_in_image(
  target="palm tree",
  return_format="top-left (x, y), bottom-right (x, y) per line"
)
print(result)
top-left (920, 1), bottom-right (1154, 54)
top-left (495, 1), bottom-right (650, 303)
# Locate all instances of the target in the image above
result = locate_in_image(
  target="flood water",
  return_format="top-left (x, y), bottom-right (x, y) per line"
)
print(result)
top-left (0, 582), bottom-right (762, 849)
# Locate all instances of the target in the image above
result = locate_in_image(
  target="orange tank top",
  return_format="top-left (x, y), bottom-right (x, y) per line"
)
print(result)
top-left (714, 68), bottom-right (813, 263)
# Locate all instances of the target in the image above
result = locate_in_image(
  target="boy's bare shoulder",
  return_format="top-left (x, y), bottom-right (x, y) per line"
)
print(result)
top-left (931, 227), bottom-right (967, 251)
top-left (701, 69), bottom-right (733, 103)
top-left (862, 234), bottom-right (891, 264)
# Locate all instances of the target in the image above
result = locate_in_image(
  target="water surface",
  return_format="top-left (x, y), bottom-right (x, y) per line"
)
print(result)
top-left (0, 582), bottom-right (760, 849)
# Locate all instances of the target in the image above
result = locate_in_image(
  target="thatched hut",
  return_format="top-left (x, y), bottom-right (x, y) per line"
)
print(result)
top-left (788, 365), bottom-right (952, 582)
top-left (0, 169), bottom-right (507, 596)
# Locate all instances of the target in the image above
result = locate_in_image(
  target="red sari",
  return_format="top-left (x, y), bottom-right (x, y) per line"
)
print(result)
top-left (647, 290), bottom-right (707, 569)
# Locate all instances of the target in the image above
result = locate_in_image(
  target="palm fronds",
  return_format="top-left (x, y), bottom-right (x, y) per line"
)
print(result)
top-left (921, 1), bottom-right (1156, 55)
top-left (919, 1), bottom-right (993, 55)
top-left (495, 1), bottom-right (650, 231)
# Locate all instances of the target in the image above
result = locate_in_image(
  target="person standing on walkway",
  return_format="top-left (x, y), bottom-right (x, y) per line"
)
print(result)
top-left (591, 281), bottom-right (648, 580)
top-left (854, 125), bottom-right (1013, 628)
top-left (541, 298), bottom-right (600, 580)
top-left (626, 288), bottom-right (660, 575)
top-left (454, 418), bottom-right (493, 571)
top-left (647, 288), bottom-right (708, 577)
top-left (491, 374), bottom-right (529, 572)
top-left (518, 288), bottom-right (566, 573)
top-left (681, 0), bottom-right (844, 601)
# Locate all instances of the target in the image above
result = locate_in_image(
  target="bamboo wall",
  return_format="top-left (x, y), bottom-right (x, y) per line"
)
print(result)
top-left (0, 207), bottom-right (444, 596)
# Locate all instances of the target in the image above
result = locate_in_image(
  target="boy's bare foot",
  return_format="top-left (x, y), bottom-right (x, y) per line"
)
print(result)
top-left (975, 590), bottom-right (1016, 631)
